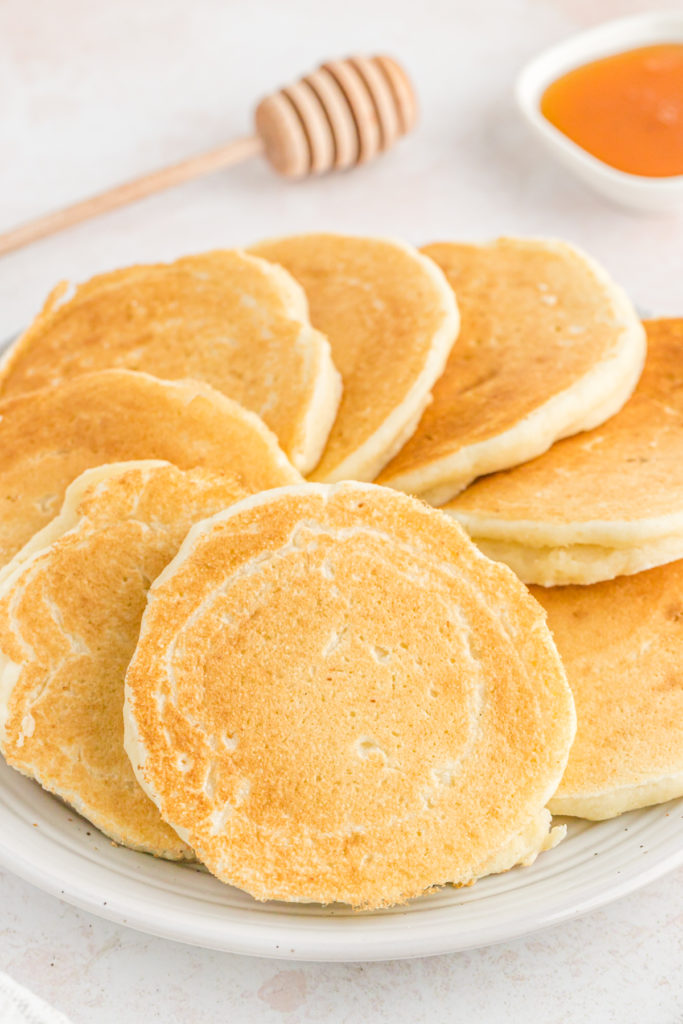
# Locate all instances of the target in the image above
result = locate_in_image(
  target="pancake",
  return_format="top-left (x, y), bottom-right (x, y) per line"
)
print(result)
top-left (377, 238), bottom-right (645, 504)
top-left (249, 234), bottom-right (459, 482)
top-left (532, 560), bottom-right (683, 819)
top-left (124, 482), bottom-right (575, 909)
top-left (0, 368), bottom-right (300, 568)
top-left (0, 251), bottom-right (341, 473)
top-left (444, 319), bottom-right (683, 586)
top-left (0, 460), bottom-right (281, 856)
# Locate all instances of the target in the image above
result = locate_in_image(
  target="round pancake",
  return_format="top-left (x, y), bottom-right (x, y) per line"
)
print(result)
top-left (444, 319), bottom-right (683, 586)
top-left (124, 483), bottom-right (575, 909)
top-left (0, 251), bottom-right (341, 473)
top-left (531, 560), bottom-right (683, 819)
top-left (249, 234), bottom-right (459, 482)
top-left (0, 460), bottom-right (282, 857)
top-left (377, 238), bottom-right (645, 504)
top-left (0, 368), bottom-right (300, 568)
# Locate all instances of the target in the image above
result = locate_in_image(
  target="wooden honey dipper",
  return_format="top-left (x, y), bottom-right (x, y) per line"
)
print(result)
top-left (0, 55), bottom-right (417, 258)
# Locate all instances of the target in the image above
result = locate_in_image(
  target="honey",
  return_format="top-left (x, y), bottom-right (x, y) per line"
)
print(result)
top-left (541, 44), bottom-right (683, 177)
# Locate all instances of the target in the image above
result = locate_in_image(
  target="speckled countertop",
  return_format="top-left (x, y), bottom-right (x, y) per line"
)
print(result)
top-left (0, 0), bottom-right (681, 1020)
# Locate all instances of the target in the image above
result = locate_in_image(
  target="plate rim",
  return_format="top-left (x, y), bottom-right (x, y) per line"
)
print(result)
top-left (1, 764), bottom-right (682, 962)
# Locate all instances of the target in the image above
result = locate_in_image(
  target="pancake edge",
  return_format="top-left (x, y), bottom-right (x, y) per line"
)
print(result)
top-left (446, 505), bottom-right (683, 548)
top-left (474, 808), bottom-right (566, 877)
top-left (550, 773), bottom-right (683, 820)
top-left (124, 370), bottom-right (304, 485)
top-left (243, 251), bottom-right (343, 474)
top-left (379, 238), bottom-right (646, 503)
top-left (288, 331), bottom-right (343, 475)
top-left (451, 531), bottom-right (683, 586)
top-left (0, 460), bottom-right (173, 598)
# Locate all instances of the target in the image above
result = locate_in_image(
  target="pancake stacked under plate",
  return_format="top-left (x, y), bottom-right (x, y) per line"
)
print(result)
top-left (0, 235), bottom-right (679, 908)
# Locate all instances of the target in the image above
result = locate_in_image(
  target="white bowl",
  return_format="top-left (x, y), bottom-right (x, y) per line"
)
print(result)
top-left (516, 11), bottom-right (683, 212)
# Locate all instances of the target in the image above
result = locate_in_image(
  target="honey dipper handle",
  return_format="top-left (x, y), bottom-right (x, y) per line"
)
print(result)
top-left (0, 134), bottom-right (264, 258)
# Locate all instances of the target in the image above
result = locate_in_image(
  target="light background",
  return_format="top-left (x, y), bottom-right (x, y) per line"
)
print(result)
top-left (1, 0), bottom-right (682, 1020)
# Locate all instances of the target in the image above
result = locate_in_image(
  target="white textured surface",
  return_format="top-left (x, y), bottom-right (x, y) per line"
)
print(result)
top-left (0, 0), bottom-right (682, 1019)
top-left (0, 972), bottom-right (72, 1024)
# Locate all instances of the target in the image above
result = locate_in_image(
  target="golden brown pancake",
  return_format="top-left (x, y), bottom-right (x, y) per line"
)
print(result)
top-left (0, 251), bottom-right (342, 473)
top-left (249, 234), bottom-right (459, 482)
top-left (532, 560), bottom-right (683, 819)
top-left (0, 368), bottom-right (300, 568)
top-left (444, 319), bottom-right (683, 585)
top-left (377, 238), bottom-right (645, 504)
top-left (124, 483), bottom-right (575, 908)
top-left (0, 461), bottom-right (283, 856)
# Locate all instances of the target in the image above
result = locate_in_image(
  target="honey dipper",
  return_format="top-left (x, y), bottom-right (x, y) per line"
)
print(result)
top-left (0, 55), bottom-right (417, 258)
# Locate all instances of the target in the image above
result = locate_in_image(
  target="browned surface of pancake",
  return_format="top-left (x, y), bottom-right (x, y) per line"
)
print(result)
top-left (125, 483), bottom-right (574, 908)
top-left (0, 369), bottom-right (299, 567)
top-left (532, 560), bottom-right (683, 818)
top-left (0, 462), bottom-right (278, 855)
top-left (250, 235), bottom-right (458, 481)
top-left (378, 239), bottom-right (645, 501)
top-left (0, 252), bottom-right (341, 472)
top-left (447, 320), bottom-right (682, 527)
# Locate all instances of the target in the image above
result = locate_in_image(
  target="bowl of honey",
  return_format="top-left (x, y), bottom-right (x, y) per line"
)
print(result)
top-left (516, 12), bottom-right (683, 212)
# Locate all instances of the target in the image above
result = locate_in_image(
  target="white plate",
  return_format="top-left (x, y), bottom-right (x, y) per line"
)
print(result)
top-left (516, 12), bottom-right (683, 212)
top-left (0, 339), bottom-right (680, 962)
top-left (1, 758), bottom-right (682, 961)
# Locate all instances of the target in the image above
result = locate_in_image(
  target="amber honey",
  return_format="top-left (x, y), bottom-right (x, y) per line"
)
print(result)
top-left (541, 44), bottom-right (683, 177)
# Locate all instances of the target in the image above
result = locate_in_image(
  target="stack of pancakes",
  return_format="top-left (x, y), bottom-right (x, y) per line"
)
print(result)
top-left (0, 233), bottom-right (679, 910)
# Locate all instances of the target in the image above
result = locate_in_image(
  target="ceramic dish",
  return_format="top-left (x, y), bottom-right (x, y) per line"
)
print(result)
top-left (1, 758), bottom-right (682, 962)
top-left (0, 318), bottom-right (681, 960)
top-left (516, 12), bottom-right (683, 212)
